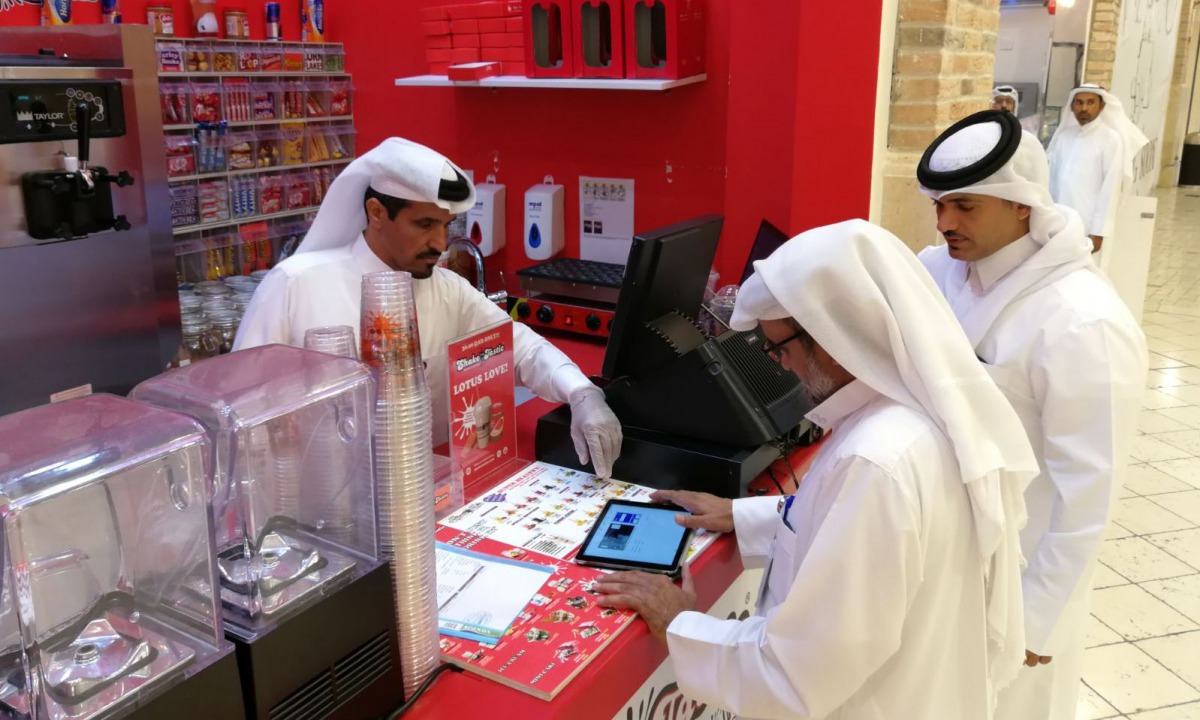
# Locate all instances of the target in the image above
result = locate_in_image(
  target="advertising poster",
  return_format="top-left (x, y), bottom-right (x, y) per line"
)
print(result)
top-left (446, 319), bottom-right (517, 486)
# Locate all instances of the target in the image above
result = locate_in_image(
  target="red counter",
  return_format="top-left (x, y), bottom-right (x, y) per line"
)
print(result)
top-left (408, 331), bottom-right (818, 719)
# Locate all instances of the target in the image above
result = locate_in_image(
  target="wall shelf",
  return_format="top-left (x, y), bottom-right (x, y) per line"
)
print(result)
top-left (172, 208), bottom-right (316, 236)
top-left (169, 158), bottom-right (352, 184)
top-left (160, 72), bottom-right (352, 79)
top-left (393, 74), bottom-right (707, 91)
top-left (163, 117), bottom-right (351, 132)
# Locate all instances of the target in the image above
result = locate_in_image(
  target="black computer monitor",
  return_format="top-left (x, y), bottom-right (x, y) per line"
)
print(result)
top-left (601, 215), bottom-right (724, 381)
top-left (740, 219), bottom-right (790, 285)
top-left (599, 215), bottom-right (809, 449)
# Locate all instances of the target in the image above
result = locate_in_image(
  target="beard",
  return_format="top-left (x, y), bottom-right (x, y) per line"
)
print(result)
top-left (800, 354), bottom-right (840, 406)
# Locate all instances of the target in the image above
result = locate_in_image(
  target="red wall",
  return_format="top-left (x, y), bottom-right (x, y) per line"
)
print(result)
top-left (1, 0), bottom-right (884, 290)
top-left (326, 0), bottom-right (884, 290)
top-left (0, 1), bottom-right (307, 39)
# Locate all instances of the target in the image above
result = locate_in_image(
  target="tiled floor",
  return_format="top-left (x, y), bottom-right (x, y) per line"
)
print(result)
top-left (1076, 187), bottom-right (1200, 719)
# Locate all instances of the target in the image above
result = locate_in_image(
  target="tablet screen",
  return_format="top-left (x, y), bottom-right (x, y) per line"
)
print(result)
top-left (577, 501), bottom-right (689, 569)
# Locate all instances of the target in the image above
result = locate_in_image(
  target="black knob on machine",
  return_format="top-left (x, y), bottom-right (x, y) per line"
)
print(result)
top-left (585, 313), bottom-right (601, 331)
top-left (516, 302), bottom-right (531, 319)
top-left (536, 305), bottom-right (554, 323)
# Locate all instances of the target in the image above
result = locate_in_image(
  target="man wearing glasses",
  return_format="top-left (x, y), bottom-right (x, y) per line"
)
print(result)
top-left (596, 219), bottom-right (1038, 720)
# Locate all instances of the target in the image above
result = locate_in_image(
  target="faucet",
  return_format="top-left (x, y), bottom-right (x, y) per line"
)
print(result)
top-left (445, 236), bottom-right (508, 307)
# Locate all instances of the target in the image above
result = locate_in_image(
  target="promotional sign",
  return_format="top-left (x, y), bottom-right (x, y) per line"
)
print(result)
top-left (578, 176), bottom-right (634, 264)
top-left (446, 319), bottom-right (517, 485)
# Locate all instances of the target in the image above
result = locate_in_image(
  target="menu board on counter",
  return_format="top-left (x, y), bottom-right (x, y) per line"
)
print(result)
top-left (436, 525), bottom-right (637, 701)
top-left (438, 462), bottom-right (719, 563)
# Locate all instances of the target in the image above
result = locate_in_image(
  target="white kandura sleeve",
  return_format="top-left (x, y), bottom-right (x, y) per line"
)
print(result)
top-left (1092, 139), bottom-right (1124, 238)
top-left (448, 273), bottom-right (592, 403)
top-left (732, 495), bottom-right (785, 567)
top-left (665, 456), bottom-right (922, 720)
top-left (1021, 318), bottom-right (1146, 652)
top-left (232, 269), bottom-right (293, 351)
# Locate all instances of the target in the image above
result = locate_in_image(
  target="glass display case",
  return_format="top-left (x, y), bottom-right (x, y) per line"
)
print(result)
top-left (0, 395), bottom-right (228, 720)
top-left (128, 345), bottom-right (379, 640)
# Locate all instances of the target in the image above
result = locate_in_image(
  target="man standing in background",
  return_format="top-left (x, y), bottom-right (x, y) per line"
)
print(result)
top-left (1046, 84), bottom-right (1149, 254)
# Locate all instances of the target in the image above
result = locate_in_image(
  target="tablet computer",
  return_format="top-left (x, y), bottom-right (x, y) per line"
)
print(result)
top-left (574, 499), bottom-right (693, 576)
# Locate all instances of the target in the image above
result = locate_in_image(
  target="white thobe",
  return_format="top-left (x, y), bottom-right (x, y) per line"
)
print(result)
top-left (919, 240), bottom-right (1146, 720)
top-left (666, 381), bottom-right (991, 720)
top-left (1047, 121), bottom-right (1124, 238)
top-left (233, 235), bottom-right (592, 444)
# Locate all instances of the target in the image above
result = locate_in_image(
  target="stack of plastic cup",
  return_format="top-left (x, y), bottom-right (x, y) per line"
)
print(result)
top-left (302, 325), bottom-right (359, 544)
top-left (360, 271), bottom-right (438, 698)
top-left (303, 325), bottom-right (358, 359)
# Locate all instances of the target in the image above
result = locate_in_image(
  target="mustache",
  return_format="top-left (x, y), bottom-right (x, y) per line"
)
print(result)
top-left (417, 250), bottom-right (442, 260)
top-left (943, 232), bottom-right (967, 241)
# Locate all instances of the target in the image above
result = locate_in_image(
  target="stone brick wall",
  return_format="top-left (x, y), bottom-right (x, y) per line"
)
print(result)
top-left (878, 0), bottom-right (1001, 251)
top-left (1084, 0), bottom-right (1121, 88)
top-left (1159, 0), bottom-right (1200, 186)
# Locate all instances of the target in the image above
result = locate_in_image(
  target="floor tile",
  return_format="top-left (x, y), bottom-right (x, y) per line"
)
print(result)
top-left (1093, 562), bottom-right (1132, 589)
top-left (1126, 464), bottom-right (1196, 496)
top-left (1148, 338), bottom-right (1189, 355)
top-left (1150, 491), bottom-right (1200, 525)
top-left (1105, 520), bottom-right (1135, 540)
top-left (1159, 349), bottom-right (1200, 366)
top-left (1086, 614), bottom-right (1127, 648)
top-left (1143, 528), bottom-right (1200, 569)
top-left (1142, 390), bottom-right (1193, 411)
top-left (1115, 498), bottom-right (1196, 535)
top-left (1150, 458), bottom-right (1200, 489)
top-left (1131, 435), bottom-right (1195, 462)
top-left (1156, 406), bottom-right (1200, 430)
top-left (1142, 574), bottom-right (1200, 625)
top-left (1155, 429), bottom-right (1200, 455)
top-left (1077, 681), bottom-right (1123, 719)
top-left (1098, 537), bottom-right (1197, 583)
top-left (1149, 353), bottom-right (1192, 370)
top-left (1083, 643), bottom-right (1200, 713)
top-left (1135, 631), bottom-right (1200, 689)
top-left (1139, 410), bottom-right (1195, 434)
top-left (1090, 584), bottom-right (1199, 640)
top-left (1162, 366), bottom-right (1200, 384)
top-left (1128, 703), bottom-right (1200, 719)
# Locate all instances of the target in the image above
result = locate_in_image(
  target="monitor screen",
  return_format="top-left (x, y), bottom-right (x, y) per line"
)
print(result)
top-left (740, 219), bottom-right (790, 285)
top-left (601, 215), bottom-right (724, 381)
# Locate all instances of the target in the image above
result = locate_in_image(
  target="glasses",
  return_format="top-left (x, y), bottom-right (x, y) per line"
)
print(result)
top-left (761, 330), bottom-right (806, 361)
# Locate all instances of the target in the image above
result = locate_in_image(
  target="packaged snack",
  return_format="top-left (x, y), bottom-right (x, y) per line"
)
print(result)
top-left (328, 80), bottom-right (352, 116)
top-left (280, 122), bottom-right (305, 165)
top-left (165, 134), bottom-right (197, 178)
top-left (160, 82), bottom-right (191, 125)
top-left (191, 82), bottom-right (222, 124)
top-left (258, 174), bottom-right (283, 214)
top-left (227, 132), bottom-right (256, 171)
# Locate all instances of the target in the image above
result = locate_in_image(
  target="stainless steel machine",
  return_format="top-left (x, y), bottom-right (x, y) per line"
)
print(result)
top-left (0, 25), bottom-right (177, 415)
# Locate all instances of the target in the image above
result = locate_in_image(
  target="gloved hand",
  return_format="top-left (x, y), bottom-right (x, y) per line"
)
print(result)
top-left (568, 386), bottom-right (623, 478)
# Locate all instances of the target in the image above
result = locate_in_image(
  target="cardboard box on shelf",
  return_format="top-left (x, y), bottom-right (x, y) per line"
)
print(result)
top-left (426, 34), bottom-right (453, 49)
top-left (574, 0), bottom-right (624, 79)
top-left (450, 18), bottom-right (479, 33)
top-left (452, 33), bottom-right (482, 48)
top-left (481, 32), bottom-right (523, 47)
top-left (525, 0), bottom-right (574, 78)
top-left (506, 16), bottom-right (524, 31)
top-left (623, 0), bottom-right (707, 79)
top-left (447, 61), bottom-right (503, 81)
top-left (426, 48), bottom-right (454, 63)
top-left (480, 18), bottom-right (507, 33)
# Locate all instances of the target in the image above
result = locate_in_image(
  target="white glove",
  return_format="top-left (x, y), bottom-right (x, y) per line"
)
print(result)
top-left (568, 386), bottom-right (623, 478)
